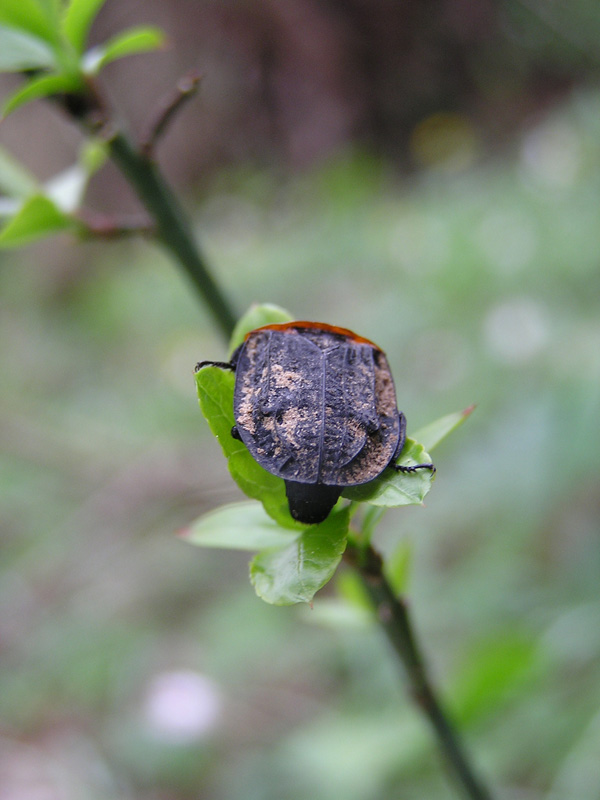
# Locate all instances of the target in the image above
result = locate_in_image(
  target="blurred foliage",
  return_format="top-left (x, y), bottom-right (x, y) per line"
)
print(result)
top-left (1, 31), bottom-right (600, 797)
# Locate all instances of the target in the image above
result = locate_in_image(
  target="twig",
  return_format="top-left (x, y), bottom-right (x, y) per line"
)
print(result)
top-left (55, 81), bottom-right (237, 340)
top-left (105, 129), bottom-right (236, 339)
top-left (140, 71), bottom-right (202, 158)
top-left (346, 543), bottom-right (493, 800)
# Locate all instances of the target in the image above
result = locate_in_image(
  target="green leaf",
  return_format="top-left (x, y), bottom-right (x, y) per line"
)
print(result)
top-left (2, 73), bottom-right (82, 116)
top-left (181, 501), bottom-right (299, 551)
top-left (450, 633), bottom-right (539, 724)
top-left (34, 0), bottom-right (62, 26)
top-left (0, 194), bottom-right (72, 247)
top-left (44, 164), bottom-right (88, 212)
top-left (359, 504), bottom-right (386, 542)
top-left (299, 598), bottom-right (372, 629)
top-left (78, 138), bottom-right (108, 175)
top-left (0, 1), bottom-right (58, 46)
top-left (250, 506), bottom-right (350, 605)
top-left (384, 540), bottom-right (413, 595)
top-left (81, 25), bottom-right (165, 75)
top-left (228, 303), bottom-right (294, 357)
top-left (343, 438), bottom-right (435, 507)
top-left (195, 365), bottom-right (300, 528)
top-left (413, 405), bottom-right (475, 453)
top-left (0, 25), bottom-right (56, 71)
top-left (62, 0), bottom-right (107, 54)
top-left (303, 570), bottom-right (373, 628)
top-left (0, 145), bottom-right (39, 198)
top-left (335, 569), bottom-right (373, 611)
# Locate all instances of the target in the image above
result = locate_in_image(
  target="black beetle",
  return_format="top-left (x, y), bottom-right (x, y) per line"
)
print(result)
top-left (196, 321), bottom-right (435, 524)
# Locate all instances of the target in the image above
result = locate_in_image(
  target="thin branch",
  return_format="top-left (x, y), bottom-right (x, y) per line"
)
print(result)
top-left (105, 129), bottom-right (237, 339)
top-left (346, 542), bottom-right (493, 800)
top-left (55, 81), bottom-right (237, 341)
top-left (140, 71), bottom-right (202, 158)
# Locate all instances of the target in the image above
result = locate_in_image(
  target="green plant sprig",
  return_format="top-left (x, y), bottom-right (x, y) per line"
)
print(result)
top-left (0, 0), bottom-right (237, 338)
top-left (186, 303), bottom-right (471, 607)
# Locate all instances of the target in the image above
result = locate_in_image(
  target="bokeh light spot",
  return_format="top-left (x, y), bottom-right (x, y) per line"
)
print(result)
top-left (143, 670), bottom-right (222, 743)
top-left (410, 112), bottom-right (480, 172)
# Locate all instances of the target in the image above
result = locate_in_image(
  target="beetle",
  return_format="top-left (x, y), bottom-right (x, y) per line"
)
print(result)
top-left (196, 321), bottom-right (435, 524)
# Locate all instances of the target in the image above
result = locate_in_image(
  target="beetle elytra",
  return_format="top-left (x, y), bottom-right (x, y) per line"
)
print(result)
top-left (196, 321), bottom-right (434, 524)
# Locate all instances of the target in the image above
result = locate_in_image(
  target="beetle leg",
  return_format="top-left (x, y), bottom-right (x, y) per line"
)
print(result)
top-left (194, 359), bottom-right (235, 373)
top-left (394, 462), bottom-right (436, 475)
top-left (392, 412), bottom-right (407, 461)
top-left (391, 412), bottom-right (436, 475)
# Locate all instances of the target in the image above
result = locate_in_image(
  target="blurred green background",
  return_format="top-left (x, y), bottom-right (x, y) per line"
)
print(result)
top-left (2, 1), bottom-right (600, 798)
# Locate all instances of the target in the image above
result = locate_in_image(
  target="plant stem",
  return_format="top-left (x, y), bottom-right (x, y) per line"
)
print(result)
top-left (107, 131), bottom-right (237, 340)
top-left (347, 542), bottom-right (493, 800)
top-left (56, 79), bottom-right (236, 338)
